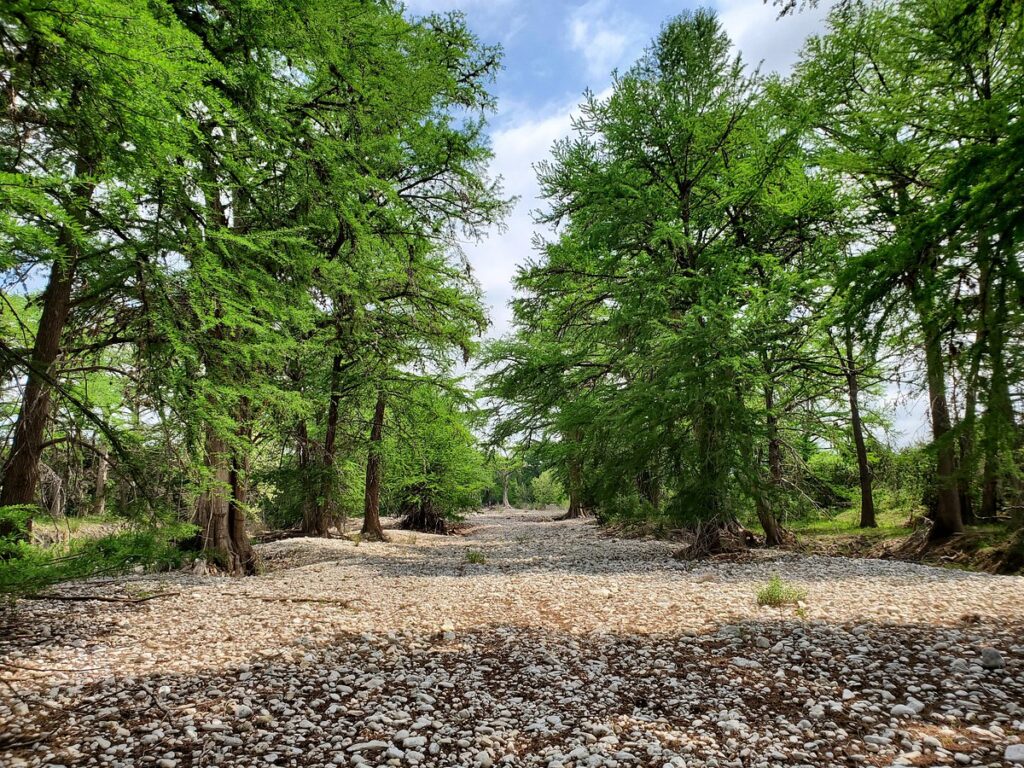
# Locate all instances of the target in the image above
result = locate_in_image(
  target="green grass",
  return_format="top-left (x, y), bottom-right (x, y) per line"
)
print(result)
top-left (465, 549), bottom-right (486, 564)
top-left (748, 493), bottom-right (917, 541)
top-left (756, 575), bottom-right (807, 607)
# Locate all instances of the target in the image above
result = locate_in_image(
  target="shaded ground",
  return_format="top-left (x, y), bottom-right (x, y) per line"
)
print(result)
top-left (2, 509), bottom-right (1023, 767)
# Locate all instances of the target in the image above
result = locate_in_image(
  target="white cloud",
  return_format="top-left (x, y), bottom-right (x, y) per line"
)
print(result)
top-left (464, 99), bottom-right (579, 337)
top-left (567, 0), bottom-right (646, 80)
top-left (715, 0), bottom-right (835, 74)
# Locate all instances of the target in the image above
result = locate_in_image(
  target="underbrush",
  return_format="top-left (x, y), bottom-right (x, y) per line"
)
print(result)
top-left (1, 506), bottom-right (194, 598)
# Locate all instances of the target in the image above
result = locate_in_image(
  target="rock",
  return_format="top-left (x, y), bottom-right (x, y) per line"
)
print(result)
top-left (348, 740), bottom-right (389, 752)
top-left (890, 705), bottom-right (916, 718)
top-left (730, 658), bottom-right (762, 669)
top-left (1006, 745), bottom-right (1024, 764)
top-left (234, 704), bottom-right (253, 718)
top-left (475, 751), bottom-right (493, 768)
top-left (979, 647), bottom-right (1004, 670)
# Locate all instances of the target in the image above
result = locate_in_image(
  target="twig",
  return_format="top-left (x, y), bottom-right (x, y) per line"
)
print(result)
top-left (22, 591), bottom-right (180, 604)
top-left (244, 595), bottom-right (353, 606)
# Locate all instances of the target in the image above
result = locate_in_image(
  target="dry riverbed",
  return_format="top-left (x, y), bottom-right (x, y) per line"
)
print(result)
top-left (2, 509), bottom-right (1024, 768)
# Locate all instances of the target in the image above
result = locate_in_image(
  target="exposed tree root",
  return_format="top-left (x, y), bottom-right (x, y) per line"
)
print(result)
top-left (398, 500), bottom-right (451, 535)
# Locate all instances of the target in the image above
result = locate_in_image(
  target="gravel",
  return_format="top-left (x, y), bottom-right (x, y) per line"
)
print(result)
top-left (2, 509), bottom-right (1024, 767)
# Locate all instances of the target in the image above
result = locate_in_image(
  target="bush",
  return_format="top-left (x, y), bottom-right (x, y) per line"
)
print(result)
top-left (530, 470), bottom-right (564, 508)
top-left (756, 574), bottom-right (807, 607)
top-left (0, 516), bottom-right (195, 598)
top-left (465, 549), bottom-right (486, 564)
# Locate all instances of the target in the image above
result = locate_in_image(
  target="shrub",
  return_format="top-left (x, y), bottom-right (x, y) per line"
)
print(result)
top-left (756, 575), bottom-right (807, 607)
top-left (0, 516), bottom-right (194, 598)
top-left (530, 470), bottom-right (565, 508)
top-left (465, 549), bottom-right (486, 564)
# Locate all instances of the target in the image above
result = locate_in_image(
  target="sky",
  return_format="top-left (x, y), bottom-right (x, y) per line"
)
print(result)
top-left (405, 0), bottom-right (931, 444)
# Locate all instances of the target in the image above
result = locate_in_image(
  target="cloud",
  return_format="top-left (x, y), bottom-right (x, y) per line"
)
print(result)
top-left (464, 99), bottom-right (580, 337)
top-left (567, 0), bottom-right (646, 80)
top-left (714, 0), bottom-right (835, 74)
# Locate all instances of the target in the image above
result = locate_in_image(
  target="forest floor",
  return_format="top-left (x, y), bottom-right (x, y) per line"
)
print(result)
top-left (3, 509), bottom-right (1024, 768)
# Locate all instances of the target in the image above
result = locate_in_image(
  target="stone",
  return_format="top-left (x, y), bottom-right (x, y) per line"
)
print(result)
top-left (979, 647), bottom-right (1004, 670)
top-left (1006, 745), bottom-right (1024, 764)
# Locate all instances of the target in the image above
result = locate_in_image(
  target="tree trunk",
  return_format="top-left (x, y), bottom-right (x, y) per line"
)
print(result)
top-left (501, 472), bottom-right (510, 508)
top-left (921, 316), bottom-right (964, 539)
top-left (843, 329), bottom-right (876, 528)
top-left (755, 494), bottom-right (786, 546)
top-left (399, 488), bottom-right (449, 534)
top-left (361, 389), bottom-right (387, 541)
top-left (91, 440), bottom-right (108, 518)
top-left (312, 353), bottom-right (344, 534)
top-left (195, 429), bottom-right (255, 574)
top-left (980, 276), bottom-right (1012, 518)
top-left (760, 385), bottom-right (787, 546)
top-left (561, 455), bottom-right (587, 519)
top-left (636, 466), bottom-right (660, 510)
top-left (0, 148), bottom-right (94, 543)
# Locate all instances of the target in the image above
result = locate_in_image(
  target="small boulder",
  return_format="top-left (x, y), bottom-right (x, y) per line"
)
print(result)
top-left (979, 647), bottom-right (1005, 670)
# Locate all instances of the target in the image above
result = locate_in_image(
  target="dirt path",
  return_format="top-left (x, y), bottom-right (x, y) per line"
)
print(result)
top-left (2, 509), bottom-right (1024, 767)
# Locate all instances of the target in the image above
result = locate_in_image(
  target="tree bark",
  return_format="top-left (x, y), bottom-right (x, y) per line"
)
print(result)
top-left (561, 454), bottom-right (587, 519)
top-left (195, 429), bottom-right (255, 574)
top-left (0, 133), bottom-right (95, 544)
top-left (759, 385), bottom-right (788, 546)
top-left (980, 275), bottom-right (1012, 518)
top-left (296, 420), bottom-right (321, 535)
top-left (361, 389), bottom-right (387, 541)
top-left (842, 329), bottom-right (876, 528)
top-left (313, 353), bottom-right (344, 534)
top-left (0, 260), bottom-right (75, 531)
top-left (921, 315), bottom-right (964, 539)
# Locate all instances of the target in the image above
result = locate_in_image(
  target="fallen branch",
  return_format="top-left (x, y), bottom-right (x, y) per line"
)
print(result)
top-left (23, 591), bottom-right (180, 604)
top-left (244, 595), bottom-right (353, 606)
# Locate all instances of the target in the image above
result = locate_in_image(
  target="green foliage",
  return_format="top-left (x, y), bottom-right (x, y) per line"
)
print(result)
top-left (0, 0), bottom-right (509, 571)
top-left (486, 0), bottom-right (1024, 548)
top-left (756, 575), bottom-right (807, 607)
top-left (465, 549), bottom-right (486, 565)
top-left (384, 386), bottom-right (488, 525)
top-left (529, 470), bottom-right (564, 508)
top-left (1, 516), bottom-right (194, 597)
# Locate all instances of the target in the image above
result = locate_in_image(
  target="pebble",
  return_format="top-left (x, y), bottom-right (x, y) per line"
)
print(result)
top-left (2, 509), bottom-right (1022, 768)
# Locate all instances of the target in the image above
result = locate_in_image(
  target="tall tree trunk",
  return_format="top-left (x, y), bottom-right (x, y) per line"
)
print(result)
top-left (921, 315), bottom-right (964, 539)
top-left (564, 455), bottom-right (586, 519)
top-left (0, 140), bottom-right (95, 544)
top-left (842, 329), bottom-right (876, 528)
top-left (958, 240), bottom-right (993, 525)
top-left (315, 353), bottom-right (344, 532)
top-left (501, 472), bottom-right (510, 508)
top-left (0, 260), bottom-right (75, 531)
top-left (195, 429), bottom-right (255, 574)
top-left (296, 419), bottom-right (321, 535)
top-left (759, 384), bottom-right (787, 546)
top-left (361, 389), bottom-right (387, 541)
top-left (981, 276), bottom-right (1012, 517)
top-left (91, 440), bottom-right (108, 518)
